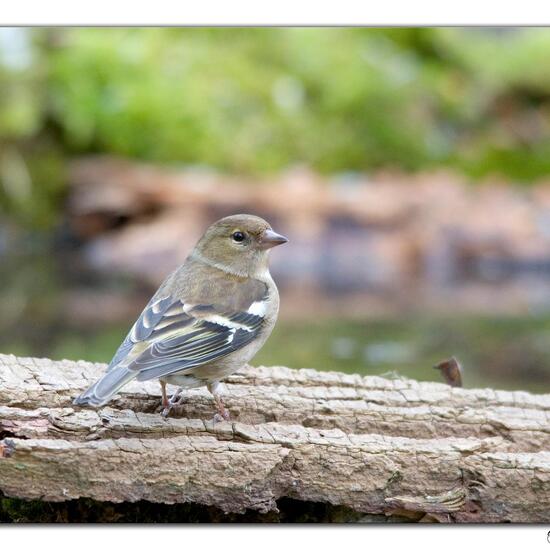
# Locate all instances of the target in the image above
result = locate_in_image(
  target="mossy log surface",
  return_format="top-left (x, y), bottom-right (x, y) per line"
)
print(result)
top-left (1, 353), bottom-right (550, 523)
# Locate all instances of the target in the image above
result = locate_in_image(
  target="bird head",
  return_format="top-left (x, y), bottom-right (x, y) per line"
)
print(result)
top-left (193, 214), bottom-right (288, 277)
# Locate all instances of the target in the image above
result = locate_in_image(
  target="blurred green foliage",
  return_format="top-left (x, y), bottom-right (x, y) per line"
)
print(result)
top-left (3, 27), bottom-right (550, 227)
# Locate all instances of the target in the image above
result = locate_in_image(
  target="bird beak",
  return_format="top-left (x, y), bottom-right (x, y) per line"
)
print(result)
top-left (259, 229), bottom-right (289, 249)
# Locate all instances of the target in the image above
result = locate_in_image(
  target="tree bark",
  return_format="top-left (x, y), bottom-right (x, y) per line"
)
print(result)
top-left (1, 353), bottom-right (549, 522)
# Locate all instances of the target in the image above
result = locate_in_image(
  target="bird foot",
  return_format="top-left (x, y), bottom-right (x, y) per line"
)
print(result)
top-left (160, 390), bottom-right (185, 418)
top-left (170, 391), bottom-right (185, 407)
top-left (207, 382), bottom-right (231, 422)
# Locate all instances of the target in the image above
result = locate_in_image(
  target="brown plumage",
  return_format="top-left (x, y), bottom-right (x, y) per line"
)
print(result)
top-left (74, 214), bottom-right (288, 420)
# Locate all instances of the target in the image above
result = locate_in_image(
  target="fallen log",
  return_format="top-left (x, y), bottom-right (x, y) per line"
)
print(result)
top-left (1, 353), bottom-right (549, 522)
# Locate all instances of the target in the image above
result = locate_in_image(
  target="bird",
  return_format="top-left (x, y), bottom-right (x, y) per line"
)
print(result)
top-left (74, 214), bottom-right (288, 420)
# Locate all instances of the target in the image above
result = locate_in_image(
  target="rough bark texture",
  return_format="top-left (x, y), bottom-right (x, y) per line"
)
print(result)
top-left (1, 353), bottom-right (550, 522)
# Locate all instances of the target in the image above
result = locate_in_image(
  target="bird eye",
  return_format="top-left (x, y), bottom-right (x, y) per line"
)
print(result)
top-left (231, 231), bottom-right (246, 243)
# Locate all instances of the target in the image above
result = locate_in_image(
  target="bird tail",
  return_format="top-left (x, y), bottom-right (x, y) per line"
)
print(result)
top-left (73, 367), bottom-right (137, 407)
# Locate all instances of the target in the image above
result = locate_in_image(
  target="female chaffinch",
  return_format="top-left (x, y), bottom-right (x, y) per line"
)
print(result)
top-left (74, 214), bottom-right (288, 420)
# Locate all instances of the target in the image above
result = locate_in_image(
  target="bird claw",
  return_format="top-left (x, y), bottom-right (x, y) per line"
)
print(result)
top-left (160, 390), bottom-right (185, 418)
top-left (169, 392), bottom-right (185, 407)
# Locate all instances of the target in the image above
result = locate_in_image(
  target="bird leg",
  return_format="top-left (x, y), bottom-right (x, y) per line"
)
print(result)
top-left (207, 381), bottom-right (230, 422)
top-left (160, 381), bottom-right (169, 409)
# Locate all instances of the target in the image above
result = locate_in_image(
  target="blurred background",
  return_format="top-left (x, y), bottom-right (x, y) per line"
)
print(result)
top-left (3, 27), bottom-right (550, 392)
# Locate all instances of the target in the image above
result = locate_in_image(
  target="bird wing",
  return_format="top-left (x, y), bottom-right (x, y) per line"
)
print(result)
top-left (110, 295), bottom-right (266, 381)
top-left (106, 295), bottom-right (175, 371)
